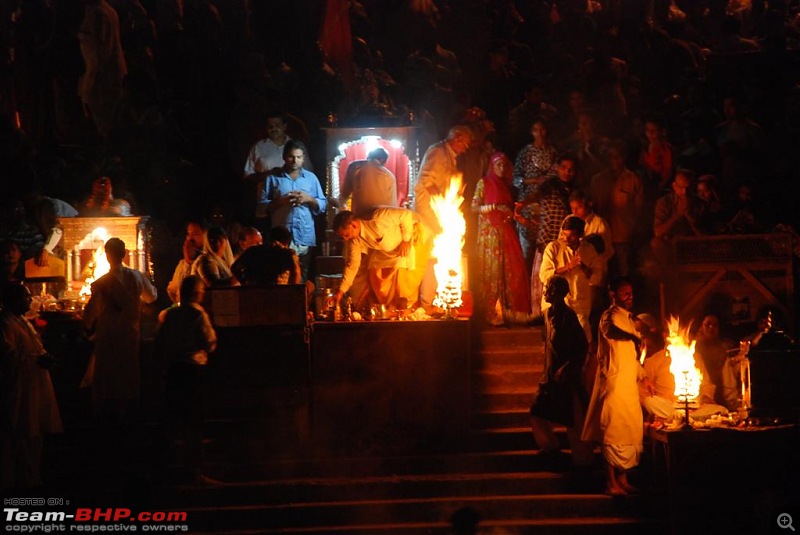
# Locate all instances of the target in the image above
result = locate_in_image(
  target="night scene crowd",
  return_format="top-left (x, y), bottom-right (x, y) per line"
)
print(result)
top-left (2, 0), bottom-right (800, 494)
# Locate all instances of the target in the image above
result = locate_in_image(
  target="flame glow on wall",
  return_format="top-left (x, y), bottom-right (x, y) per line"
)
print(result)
top-left (666, 316), bottom-right (704, 401)
top-left (430, 175), bottom-right (465, 310)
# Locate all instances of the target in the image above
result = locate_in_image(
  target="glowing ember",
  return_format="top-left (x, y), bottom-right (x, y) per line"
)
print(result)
top-left (430, 175), bottom-right (466, 310)
top-left (666, 316), bottom-right (704, 401)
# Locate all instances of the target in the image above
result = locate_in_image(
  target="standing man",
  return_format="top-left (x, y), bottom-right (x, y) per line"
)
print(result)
top-left (590, 143), bottom-right (644, 278)
top-left (83, 238), bottom-right (157, 422)
top-left (413, 125), bottom-right (473, 233)
top-left (582, 277), bottom-right (649, 496)
top-left (529, 276), bottom-right (593, 468)
top-left (524, 153), bottom-right (577, 318)
top-left (259, 140), bottom-right (327, 282)
top-left (244, 112), bottom-right (291, 221)
top-left (539, 216), bottom-right (604, 343)
top-left (339, 147), bottom-right (398, 217)
top-left (413, 125), bottom-right (473, 308)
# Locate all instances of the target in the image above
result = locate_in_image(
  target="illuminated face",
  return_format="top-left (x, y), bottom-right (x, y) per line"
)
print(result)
top-left (557, 159), bottom-right (576, 183)
top-left (696, 181), bottom-right (714, 202)
top-left (241, 231), bottom-right (263, 250)
top-left (672, 174), bottom-right (691, 198)
top-left (562, 229), bottom-right (581, 250)
top-left (336, 220), bottom-right (360, 241)
top-left (265, 117), bottom-right (287, 143)
top-left (2, 242), bottom-right (21, 265)
top-left (644, 122), bottom-right (662, 143)
top-left (450, 134), bottom-right (472, 155)
top-left (569, 200), bottom-right (588, 218)
top-left (531, 121), bottom-right (547, 141)
top-left (284, 148), bottom-right (305, 172)
top-left (491, 157), bottom-right (509, 178)
top-left (187, 223), bottom-right (206, 249)
top-left (700, 315), bottom-right (720, 339)
top-left (614, 283), bottom-right (634, 310)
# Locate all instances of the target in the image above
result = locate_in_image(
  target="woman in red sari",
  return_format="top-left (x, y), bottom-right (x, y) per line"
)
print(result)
top-left (471, 153), bottom-right (532, 325)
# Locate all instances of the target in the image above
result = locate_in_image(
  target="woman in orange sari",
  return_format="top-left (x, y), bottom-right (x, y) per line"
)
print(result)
top-left (471, 153), bottom-right (531, 325)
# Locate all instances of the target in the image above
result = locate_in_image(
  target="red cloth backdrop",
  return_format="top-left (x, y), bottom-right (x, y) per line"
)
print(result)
top-left (337, 139), bottom-right (410, 207)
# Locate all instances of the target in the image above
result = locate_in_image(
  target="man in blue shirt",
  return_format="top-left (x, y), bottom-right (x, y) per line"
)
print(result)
top-left (259, 139), bottom-right (327, 281)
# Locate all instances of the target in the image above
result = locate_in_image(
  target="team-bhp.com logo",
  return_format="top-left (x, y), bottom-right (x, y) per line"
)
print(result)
top-left (4, 501), bottom-right (190, 532)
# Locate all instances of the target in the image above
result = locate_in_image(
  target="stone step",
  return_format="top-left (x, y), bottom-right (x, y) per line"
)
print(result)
top-left (473, 392), bottom-right (536, 412)
top-left (472, 349), bottom-right (544, 368)
top-left (180, 450), bottom-right (587, 482)
top-left (473, 366), bottom-right (541, 393)
top-left (471, 409), bottom-right (532, 429)
top-left (161, 472), bottom-right (606, 508)
top-left (469, 427), bottom-right (543, 452)
top-left (477, 326), bottom-right (543, 350)
top-left (180, 493), bottom-right (652, 533)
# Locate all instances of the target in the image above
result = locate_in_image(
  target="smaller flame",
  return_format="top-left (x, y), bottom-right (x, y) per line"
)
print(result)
top-left (666, 316), bottom-right (704, 400)
top-left (431, 175), bottom-right (465, 310)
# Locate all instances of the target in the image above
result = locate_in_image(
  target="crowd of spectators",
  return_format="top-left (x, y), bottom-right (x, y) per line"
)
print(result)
top-left (1, 0), bottom-right (800, 312)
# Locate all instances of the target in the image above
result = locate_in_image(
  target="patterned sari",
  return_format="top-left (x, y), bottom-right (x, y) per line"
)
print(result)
top-left (471, 153), bottom-right (532, 324)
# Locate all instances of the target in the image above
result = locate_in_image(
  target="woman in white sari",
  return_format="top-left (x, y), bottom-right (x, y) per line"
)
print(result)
top-left (191, 226), bottom-right (237, 287)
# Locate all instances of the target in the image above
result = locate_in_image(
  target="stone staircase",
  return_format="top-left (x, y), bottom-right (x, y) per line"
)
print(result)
top-left (42, 324), bottom-right (667, 534)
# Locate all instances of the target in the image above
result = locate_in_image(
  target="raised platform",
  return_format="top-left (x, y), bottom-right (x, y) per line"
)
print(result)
top-left (310, 319), bottom-right (471, 456)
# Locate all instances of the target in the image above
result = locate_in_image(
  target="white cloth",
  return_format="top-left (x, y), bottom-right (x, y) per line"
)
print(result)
top-left (167, 259), bottom-right (193, 303)
top-left (582, 304), bottom-right (645, 469)
top-left (244, 137), bottom-right (289, 177)
top-left (561, 211), bottom-right (615, 265)
top-left (0, 311), bottom-right (63, 438)
top-left (341, 159), bottom-right (398, 216)
top-left (82, 265), bottom-right (157, 401)
top-left (339, 208), bottom-right (416, 294)
top-left (539, 239), bottom-right (604, 341)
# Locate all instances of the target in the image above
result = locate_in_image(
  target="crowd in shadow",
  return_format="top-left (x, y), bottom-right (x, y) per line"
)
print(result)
top-left (3, 0), bottom-right (800, 506)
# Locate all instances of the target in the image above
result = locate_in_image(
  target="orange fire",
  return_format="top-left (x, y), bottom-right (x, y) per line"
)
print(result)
top-left (666, 316), bottom-right (704, 401)
top-left (77, 228), bottom-right (111, 297)
top-left (430, 175), bottom-right (465, 310)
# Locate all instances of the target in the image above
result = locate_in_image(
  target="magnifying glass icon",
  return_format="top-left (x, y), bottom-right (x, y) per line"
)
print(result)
top-left (778, 513), bottom-right (795, 531)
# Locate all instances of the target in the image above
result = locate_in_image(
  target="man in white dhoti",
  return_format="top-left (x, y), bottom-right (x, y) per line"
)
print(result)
top-left (582, 277), bottom-right (649, 496)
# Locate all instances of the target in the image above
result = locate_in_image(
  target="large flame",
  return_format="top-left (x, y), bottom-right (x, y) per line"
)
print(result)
top-left (430, 175), bottom-right (466, 310)
top-left (78, 228), bottom-right (111, 297)
top-left (666, 316), bottom-right (704, 400)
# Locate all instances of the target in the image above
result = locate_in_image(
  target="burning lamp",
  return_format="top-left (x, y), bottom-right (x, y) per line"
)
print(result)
top-left (666, 317), bottom-right (704, 429)
top-left (430, 176), bottom-right (466, 317)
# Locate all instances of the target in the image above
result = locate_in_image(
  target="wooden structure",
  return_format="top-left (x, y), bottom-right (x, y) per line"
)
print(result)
top-left (59, 216), bottom-right (151, 281)
top-left (661, 233), bottom-right (794, 325)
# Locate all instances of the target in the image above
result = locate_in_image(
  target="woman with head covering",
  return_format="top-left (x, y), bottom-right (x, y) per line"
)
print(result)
top-left (190, 226), bottom-right (237, 287)
top-left (471, 152), bottom-right (531, 325)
